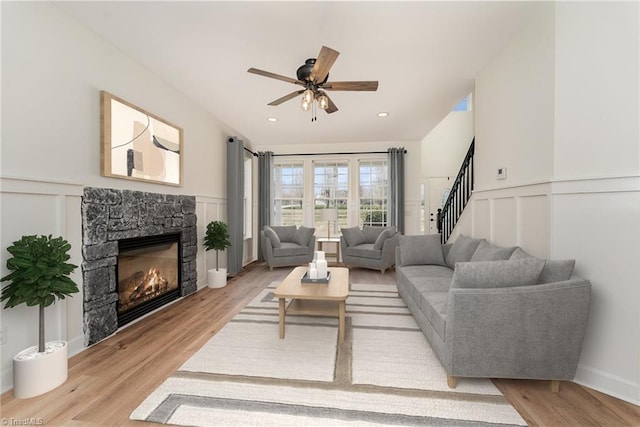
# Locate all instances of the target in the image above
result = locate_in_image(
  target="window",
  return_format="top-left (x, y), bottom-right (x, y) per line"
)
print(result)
top-left (273, 162), bottom-right (304, 226)
top-left (313, 161), bottom-right (349, 237)
top-left (452, 93), bottom-right (472, 112)
top-left (272, 155), bottom-right (389, 235)
top-left (359, 160), bottom-right (388, 227)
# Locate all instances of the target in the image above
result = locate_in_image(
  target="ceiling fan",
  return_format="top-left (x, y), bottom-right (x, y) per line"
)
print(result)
top-left (248, 46), bottom-right (378, 119)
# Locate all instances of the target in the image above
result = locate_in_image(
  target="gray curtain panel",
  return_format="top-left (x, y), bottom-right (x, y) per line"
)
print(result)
top-left (257, 151), bottom-right (273, 261)
top-left (226, 136), bottom-right (244, 275)
top-left (388, 147), bottom-right (405, 234)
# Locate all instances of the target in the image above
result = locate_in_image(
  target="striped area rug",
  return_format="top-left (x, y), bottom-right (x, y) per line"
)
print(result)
top-left (131, 282), bottom-right (527, 426)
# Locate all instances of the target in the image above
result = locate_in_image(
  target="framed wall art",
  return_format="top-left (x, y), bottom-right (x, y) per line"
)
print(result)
top-left (101, 91), bottom-right (183, 186)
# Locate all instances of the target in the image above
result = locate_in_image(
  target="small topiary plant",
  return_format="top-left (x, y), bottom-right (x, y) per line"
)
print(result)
top-left (1, 235), bottom-right (79, 353)
top-left (203, 221), bottom-right (231, 271)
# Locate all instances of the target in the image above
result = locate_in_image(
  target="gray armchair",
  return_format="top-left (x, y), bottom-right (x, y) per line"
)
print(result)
top-left (340, 226), bottom-right (400, 273)
top-left (261, 225), bottom-right (316, 270)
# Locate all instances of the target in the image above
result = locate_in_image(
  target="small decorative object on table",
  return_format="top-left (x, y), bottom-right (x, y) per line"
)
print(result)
top-left (303, 251), bottom-right (330, 283)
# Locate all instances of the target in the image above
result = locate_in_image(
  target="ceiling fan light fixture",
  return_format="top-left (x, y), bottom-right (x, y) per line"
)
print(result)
top-left (302, 89), bottom-right (314, 104)
top-left (301, 98), bottom-right (311, 111)
top-left (318, 93), bottom-right (329, 110)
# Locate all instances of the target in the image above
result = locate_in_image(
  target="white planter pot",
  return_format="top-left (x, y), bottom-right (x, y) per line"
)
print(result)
top-left (13, 340), bottom-right (68, 399)
top-left (207, 268), bottom-right (227, 288)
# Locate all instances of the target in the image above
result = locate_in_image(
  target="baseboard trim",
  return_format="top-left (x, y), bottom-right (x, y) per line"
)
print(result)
top-left (574, 363), bottom-right (640, 405)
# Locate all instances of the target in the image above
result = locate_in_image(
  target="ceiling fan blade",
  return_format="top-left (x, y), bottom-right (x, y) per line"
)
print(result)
top-left (247, 68), bottom-right (304, 86)
top-left (310, 46), bottom-right (339, 84)
top-left (324, 81), bottom-right (379, 91)
top-left (268, 90), bottom-right (305, 106)
top-left (324, 94), bottom-right (338, 114)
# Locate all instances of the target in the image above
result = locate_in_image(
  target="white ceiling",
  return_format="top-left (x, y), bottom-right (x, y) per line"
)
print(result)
top-left (56, 1), bottom-right (541, 147)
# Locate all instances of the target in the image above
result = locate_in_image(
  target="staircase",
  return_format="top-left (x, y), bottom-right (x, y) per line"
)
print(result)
top-left (437, 138), bottom-right (474, 243)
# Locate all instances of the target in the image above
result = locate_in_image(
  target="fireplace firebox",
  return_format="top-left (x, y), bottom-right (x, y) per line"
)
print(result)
top-left (116, 233), bottom-right (182, 326)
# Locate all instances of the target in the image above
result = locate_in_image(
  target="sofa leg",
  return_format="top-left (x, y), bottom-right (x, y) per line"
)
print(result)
top-left (550, 380), bottom-right (560, 393)
top-left (269, 266), bottom-right (273, 272)
top-left (447, 375), bottom-right (457, 389)
top-left (380, 268), bottom-right (386, 274)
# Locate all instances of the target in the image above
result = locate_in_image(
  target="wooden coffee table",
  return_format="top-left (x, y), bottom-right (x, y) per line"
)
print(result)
top-left (273, 266), bottom-right (349, 343)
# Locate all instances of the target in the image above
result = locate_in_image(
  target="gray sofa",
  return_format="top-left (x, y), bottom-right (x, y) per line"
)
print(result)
top-left (340, 226), bottom-right (400, 273)
top-left (396, 234), bottom-right (591, 391)
top-left (261, 225), bottom-right (315, 270)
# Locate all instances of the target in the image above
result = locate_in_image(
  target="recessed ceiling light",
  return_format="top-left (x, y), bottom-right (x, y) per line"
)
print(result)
top-left (377, 112), bottom-right (389, 118)
top-left (267, 117), bottom-right (278, 122)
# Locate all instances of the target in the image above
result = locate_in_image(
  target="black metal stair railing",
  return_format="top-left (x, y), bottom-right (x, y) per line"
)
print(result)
top-left (437, 138), bottom-right (474, 244)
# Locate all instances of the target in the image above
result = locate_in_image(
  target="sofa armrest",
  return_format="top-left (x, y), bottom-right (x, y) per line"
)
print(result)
top-left (307, 235), bottom-right (316, 258)
top-left (444, 278), bottom-right (591, 380)
top-left (260, 231), bottom-right (274, 262)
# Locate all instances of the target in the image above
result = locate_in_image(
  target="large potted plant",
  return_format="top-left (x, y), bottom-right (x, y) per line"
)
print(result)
top-left (1, 234), bottom-right (79, 399)
top-left (203, 221), bottom-right (231, 288)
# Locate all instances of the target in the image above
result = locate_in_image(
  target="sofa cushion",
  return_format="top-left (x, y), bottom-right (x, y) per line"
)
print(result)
top-left (293, 226), bottom-right (315, 246)
top-left (345, 243), bottom-right (381, 260)
top-left (539, 259), bottom-right (575, 284)
top-left (263, 226), bottom-right (281, 248)
top-left (398, 265), bottom-right (454, 280)
top-left (373, 228), bottom-right (396, 250)
top-left (470, 241), bottom-right (517, 262)
top-left (416, 291), bottom-right (448, 340)
top-left (270, 225), bottom-right (297, 242)
top-left (509, 247), bottom-right (533, 259)
top-left (445, 234), bottom-right (486, 269)
top-left (273, 242), bottom-right (310, 257)
top-left (342, 227), bottom-right (367, 247)
top-left (399, 234), bottom-right (445, 266)
top-left (450, 258), bottom-right (545, 289)
top-left (442, 243), bottom-right (453, 260)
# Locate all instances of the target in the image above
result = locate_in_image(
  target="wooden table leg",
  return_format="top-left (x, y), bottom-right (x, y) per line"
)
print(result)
top-left (278, 298), bottom-right (285, 339)
top-left (338, 300), bottom-right (345, 343)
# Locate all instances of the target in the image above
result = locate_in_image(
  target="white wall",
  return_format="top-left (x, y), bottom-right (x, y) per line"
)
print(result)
top-left (0, 2), bottom-right (244, 392)
top-left (253, 140), bottom-right (422, 236)
top-left (551, 2), bottom-right (640, 404)
top-left (421, 110), bottom-right (474, 180)
top-left (466, 2), bottom-right (640, 404)
top-left (421, 109), bottom-right (474, 234)
top-left (475, 3), bottom-right (555, 191)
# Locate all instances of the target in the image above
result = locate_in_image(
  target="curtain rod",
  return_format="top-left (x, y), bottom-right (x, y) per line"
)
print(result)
top-left (243, 147), bottom-right (407, 157)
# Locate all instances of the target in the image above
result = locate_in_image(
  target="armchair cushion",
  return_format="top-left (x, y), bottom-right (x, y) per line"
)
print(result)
top-left (293, 226), bottom-right (315, 246)
top-left (342, 227), bottom-right (367, 247)
top-left (445, 234), bottom-right (486, 269)
top-left (345, 244), bottom-right (381, 260)
top-left (263, 226), bottom-right (281, 248)
top-left (451, 258), bottom-right (545, 289)
top-left (270, 225), bottom-right (297, 242)
top-left (274, 242), bottom-right (312, 257)
top-left (399, 234), bottom-right (445, 266)
top-left (373, 227), bottom-right (397, 250)
top-left (470, 241), bottom-right (517, 262)
top-left (540, 259), bottom-right (575, 284)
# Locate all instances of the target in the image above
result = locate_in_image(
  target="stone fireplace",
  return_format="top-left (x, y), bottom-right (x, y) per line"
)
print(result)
top-left (81, 187), bottom-right (197, 345)
top-left (116, 233), bottom-right (181, 326)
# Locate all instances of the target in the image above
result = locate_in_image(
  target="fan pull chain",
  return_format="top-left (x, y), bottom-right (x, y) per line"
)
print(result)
top-left (311, 99), bottom-right (317, 122)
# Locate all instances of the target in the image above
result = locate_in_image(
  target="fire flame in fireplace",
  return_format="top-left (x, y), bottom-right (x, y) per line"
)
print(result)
top-left (118, 267), bottom-right (171, 312)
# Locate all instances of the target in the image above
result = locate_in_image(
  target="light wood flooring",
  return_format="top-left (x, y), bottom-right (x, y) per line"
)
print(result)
top-left (1, 263), bottom-right (638, 426)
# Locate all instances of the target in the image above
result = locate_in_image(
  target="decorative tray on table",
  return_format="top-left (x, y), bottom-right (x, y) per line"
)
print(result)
top-left (301, 271), bottom-right (331, 284)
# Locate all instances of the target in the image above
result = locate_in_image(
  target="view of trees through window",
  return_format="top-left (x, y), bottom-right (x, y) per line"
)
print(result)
top-left (273, 162), bottom-right (304, 226)
top-left (359, 160), bottom-right (388, 227)
top-left (313, 161), bottom-right (349, 237)
top-left (272, 157), bottom-right (388, 235)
